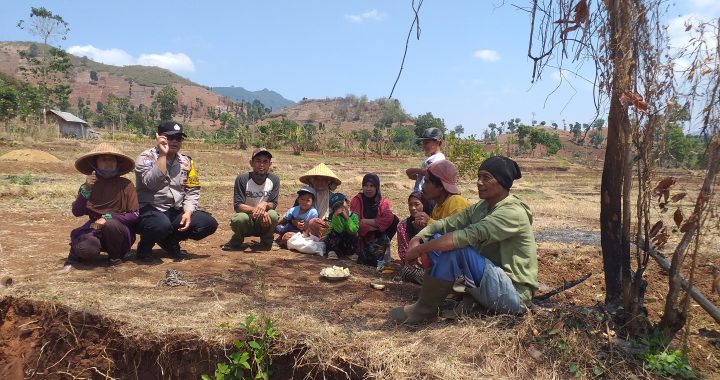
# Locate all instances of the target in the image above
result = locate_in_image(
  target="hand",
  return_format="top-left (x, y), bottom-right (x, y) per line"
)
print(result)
top-left (85, 171), bottom-right (97, 189)
top-left (91, 217), bottom-right (106, 231)
top-left (259, 211), bottom-right (271, 227)
top-left (342, 208), bottom-right (349, 219)
top-left (156, 133), bottom-right (169, 156)
top-left (408, 236), bottom-right (422, 251)
top-left (178, 211), bottom-right (192, 232)
top-left (405, 244), bottom-right (423, 263)
top-left (252, 202), bottom-right (268, 219)
top-left (405, 168), bottom-right (418, 180)
top-left (413, 212), bottom-right (430, 229)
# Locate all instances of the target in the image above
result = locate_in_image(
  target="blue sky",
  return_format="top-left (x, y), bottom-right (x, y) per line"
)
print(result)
top-left (1, 1), bottom-right (718, 136)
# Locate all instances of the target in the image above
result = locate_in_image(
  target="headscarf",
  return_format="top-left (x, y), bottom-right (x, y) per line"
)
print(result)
top-left (86, 176), bottom-right (139, 218)
top-left (360, 173), bottom-right (381, 219)
top-left (479, 156), bottom-right (522, 190)
top-left (405, 191), bottom-right (432, 239)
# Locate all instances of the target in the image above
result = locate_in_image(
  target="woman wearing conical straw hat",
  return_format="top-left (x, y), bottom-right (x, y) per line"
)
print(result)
top-left (299, 163), bottom-right (342, 238)
top-left (66, 143), bottom-right (139, 267)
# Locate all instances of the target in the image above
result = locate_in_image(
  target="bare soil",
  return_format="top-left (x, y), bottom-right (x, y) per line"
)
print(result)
top-left (0, 140), bottom-right (718, 379)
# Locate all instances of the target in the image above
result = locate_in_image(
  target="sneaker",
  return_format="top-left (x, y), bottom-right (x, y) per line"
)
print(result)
top-left (171, 250), bottom-right (189, 261)
top-left (64, 249), bottom-right (80, 266)
top-left (221, 241), bottom-right (249, 251)
top-left (109, 258), bottom-right (123, 266)
top-left (136, 240), bottom-right (154, 262)
top-left (327, 251), bottom-right (339, 260)
top-left (256, 241), bottom-right (280, 251)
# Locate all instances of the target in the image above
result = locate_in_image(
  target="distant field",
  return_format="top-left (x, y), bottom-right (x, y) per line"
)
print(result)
top-left (0, 137), bottom-right (718, 379)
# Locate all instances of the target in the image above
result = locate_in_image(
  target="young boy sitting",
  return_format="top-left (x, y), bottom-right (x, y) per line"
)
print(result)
top-left (276, 186), bottom-right (318, 246)
top-left (405, 127), bottom-right (445, 192)
top-left (325, 193), bottom-right (359, 260)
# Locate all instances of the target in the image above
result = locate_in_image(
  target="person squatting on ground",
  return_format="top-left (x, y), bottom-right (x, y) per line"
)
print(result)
top-left (67, 144), bottom-right (139, 267)
top-left (389, 156), bottom-right (538, 324)
top-left (135, 121), bottom-right (218, 261)
top-left (299, 163), bottom-right (342, 239)
top-left (325, 193), bottom-right (360, 260)
top-left (223, 148), bottom-right (280, 251)
top-left (350, 173), bottom-right (399, 267)
top-left (275, 186), bottom-right (318, 246)
top-left (395, 191), bottom-right (434, 283)
top-left (405, 127), bottom-right (445, 193)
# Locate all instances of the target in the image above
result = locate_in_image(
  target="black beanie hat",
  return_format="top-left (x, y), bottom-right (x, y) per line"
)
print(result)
top-left (479, 156), bottom-right (522, 190)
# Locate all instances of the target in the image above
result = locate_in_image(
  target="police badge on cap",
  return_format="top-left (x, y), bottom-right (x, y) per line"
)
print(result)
top-left (158, 121), bottom-right (187, 137)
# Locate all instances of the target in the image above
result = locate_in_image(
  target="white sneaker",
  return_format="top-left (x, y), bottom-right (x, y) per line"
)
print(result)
top-left (327, 251), bottom-right (339, 260)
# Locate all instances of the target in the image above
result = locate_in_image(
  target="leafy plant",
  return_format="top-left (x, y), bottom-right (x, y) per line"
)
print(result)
top-left (203, 315), bottom-right (279, 380)
top-left (445, 133), bottom-right (489, 178)
top-left (637, 331), bottom-right (695, 379)
top-left (8, 172), bottom-right (33, 185)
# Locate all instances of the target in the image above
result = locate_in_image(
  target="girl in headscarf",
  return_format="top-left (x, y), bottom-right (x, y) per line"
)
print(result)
top-left (66, 144), bottom-right (139, 267)
top-left (396, 191), bottom-right (433, 284)
top-left (350, 173), bottom-right (399, 267)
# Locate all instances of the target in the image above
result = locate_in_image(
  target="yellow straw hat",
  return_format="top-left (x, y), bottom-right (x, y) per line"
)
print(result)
top-left (299, 163), bottom-right (342, 190)
top-left (74, 143), bottom-right (135, 175)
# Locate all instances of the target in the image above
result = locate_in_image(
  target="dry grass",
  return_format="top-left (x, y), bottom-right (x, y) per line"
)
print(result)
top-left (1, 139), bottom-right (719, 379)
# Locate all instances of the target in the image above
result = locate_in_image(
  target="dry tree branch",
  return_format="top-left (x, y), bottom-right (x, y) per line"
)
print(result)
top-left (389, 0), bottom-right (424, 99)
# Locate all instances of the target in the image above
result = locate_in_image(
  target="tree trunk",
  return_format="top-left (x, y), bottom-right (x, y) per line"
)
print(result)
top-left (601, 0), bottom-right (634, 307)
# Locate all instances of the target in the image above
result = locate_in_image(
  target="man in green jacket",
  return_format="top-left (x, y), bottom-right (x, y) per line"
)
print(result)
top-left (390, 156), bottom-right (538, 324)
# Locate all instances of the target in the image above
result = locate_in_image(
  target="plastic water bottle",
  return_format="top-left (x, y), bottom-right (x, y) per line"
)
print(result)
top-left (376, 246), bottom-right (391, 271)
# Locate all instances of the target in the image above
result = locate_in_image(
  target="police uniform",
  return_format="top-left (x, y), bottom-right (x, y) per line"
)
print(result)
top-left (134, 122), bottom-right (218, 260)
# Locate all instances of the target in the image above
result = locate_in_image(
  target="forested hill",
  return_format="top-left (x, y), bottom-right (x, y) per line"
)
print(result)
top-left (212, 86), bottom-right (295, 111)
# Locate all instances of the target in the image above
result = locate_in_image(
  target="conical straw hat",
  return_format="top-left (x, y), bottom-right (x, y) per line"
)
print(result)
top-left (74, 143), bottom-right (135, 175)
top-left (299, 163), bottom-right (342, 190)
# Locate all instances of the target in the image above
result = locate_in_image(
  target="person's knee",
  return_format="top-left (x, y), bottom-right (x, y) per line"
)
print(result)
top-left (139, 214), bottom-right (173, 239)
top-left (192, 211), bottom-right (218, 239)
top-left (103, 218), bottom-right (127, 234)
top-left (73, 236), bottom-right (101, 259)
top-left (230, 212), bottom-right (251, 230)
top-left (268, 210), bottom-right (279, 224)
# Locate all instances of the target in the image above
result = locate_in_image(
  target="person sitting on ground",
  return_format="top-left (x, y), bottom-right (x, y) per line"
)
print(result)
top-left (275, 186), bottom-right (318, 246)
top-left (135, 121), bottom-right (218, 261)
top-left (67, 144), bottom-right (139, 267)
top-left (389, 156), bottom-right (537, 324)
top-left (298, 163), bottom-right (342, 238)
top-left (405, 127), bottom-right (445, 193)
top-left (223, 148), bottom-right (280, 251)
top-left (412, 159), bottom-right (469, 232)
top-left (350, 173), bottom-right (400, 267)
top-left (325, 192), bottom-right (359, 260)
top-left (395, 191), bottom-right (434, 284)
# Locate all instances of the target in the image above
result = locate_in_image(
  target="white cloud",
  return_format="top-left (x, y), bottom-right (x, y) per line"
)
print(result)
top-left (473, 49), bottom-right (501, 62)
top-left (137, 52), bottom-right (195, 72)
top-left (345, 9), bottom-right (385, 23)
top-left (66, 45), bottom-right (195, 72)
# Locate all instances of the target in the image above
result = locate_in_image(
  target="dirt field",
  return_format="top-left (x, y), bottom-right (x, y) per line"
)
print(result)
top-left (0, 137), bottom-right (718, 379)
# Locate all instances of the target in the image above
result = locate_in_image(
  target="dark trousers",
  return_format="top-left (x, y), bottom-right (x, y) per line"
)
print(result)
top-left (72, 219), bottom-right (133, 260)
top-left (136, 206), bottom-right (218, 256)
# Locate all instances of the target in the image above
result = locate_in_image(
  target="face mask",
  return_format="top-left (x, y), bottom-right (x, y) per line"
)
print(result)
top-left (95, 168), bottom-right (119, 178)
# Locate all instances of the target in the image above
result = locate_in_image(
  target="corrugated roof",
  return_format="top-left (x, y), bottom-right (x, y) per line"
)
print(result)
top-left (48, 109), bottom-right (88, 124)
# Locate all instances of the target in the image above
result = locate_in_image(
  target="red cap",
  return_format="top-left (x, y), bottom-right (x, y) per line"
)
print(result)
top-left (427, 160), bottom-right (460, 194)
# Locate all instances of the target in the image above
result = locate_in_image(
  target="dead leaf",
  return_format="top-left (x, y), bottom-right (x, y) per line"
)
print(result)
top-left (548, 321), bottom-right (564, 335)
top-left (671, 192), bottom-right (687, 202)
top-left (649, 220), bottom-right (663, 237)
top-left (528, 345), bottom-right (543, 361)
top-left (574, 0), bottom-right (589, 24)
top-left (680, 213), bottom-right (697, 233)
top-left (532, 328), bottom-right (541, 337)
top-left (685, 23), bottom-right (693, 32)
top-left (673, 209), bottom-right (684, 228)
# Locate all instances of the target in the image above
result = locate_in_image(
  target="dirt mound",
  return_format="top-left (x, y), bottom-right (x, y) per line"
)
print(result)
top-left (0, 296), bottom-right (222, 379)
top-left (0, 149), bottom-right (61, 163)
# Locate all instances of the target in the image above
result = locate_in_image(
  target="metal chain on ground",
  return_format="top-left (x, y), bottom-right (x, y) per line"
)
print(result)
top-left (157, 269), bottom-right (193, 287)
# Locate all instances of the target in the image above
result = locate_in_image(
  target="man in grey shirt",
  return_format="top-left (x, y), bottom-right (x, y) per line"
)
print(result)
top-left (135, 121), bottom-right (218, 261)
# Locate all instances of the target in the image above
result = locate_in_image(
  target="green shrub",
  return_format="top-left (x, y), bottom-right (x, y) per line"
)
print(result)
top-left (203, 315), bottom-right (279, 380)
top-left (8, 172), bottom-right (32, 185)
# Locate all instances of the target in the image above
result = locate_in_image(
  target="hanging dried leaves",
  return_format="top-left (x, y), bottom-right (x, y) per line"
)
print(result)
top-left (555, 0), bottom-right (589, 38)
top-left (670, 192), bottom-right (687, 203)
top-left (653, 177), bottom-right (676, 204)
top-left (673, 208), bottom-right (684, 228)
top-left (649, 220), bottom-right (664, 237)
top-left (619, 91), bottom-right (650, 113)
top-left (680, 212), bottom-right (698, 233)
top-left (651, 226), bottom-right (668, 250)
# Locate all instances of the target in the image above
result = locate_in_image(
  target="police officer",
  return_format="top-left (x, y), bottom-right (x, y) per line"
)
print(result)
top-left (134, 121), bottom-right (218, 261)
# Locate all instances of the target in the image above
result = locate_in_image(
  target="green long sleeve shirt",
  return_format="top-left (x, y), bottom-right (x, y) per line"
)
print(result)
top-left (328, 212), bottom-right (360, 234)
top-left (417, 194), bottom-right (538, 302)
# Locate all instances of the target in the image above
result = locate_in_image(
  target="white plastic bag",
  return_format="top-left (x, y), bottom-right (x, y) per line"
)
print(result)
top-left (287, 232), bottom-right (325, 256)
